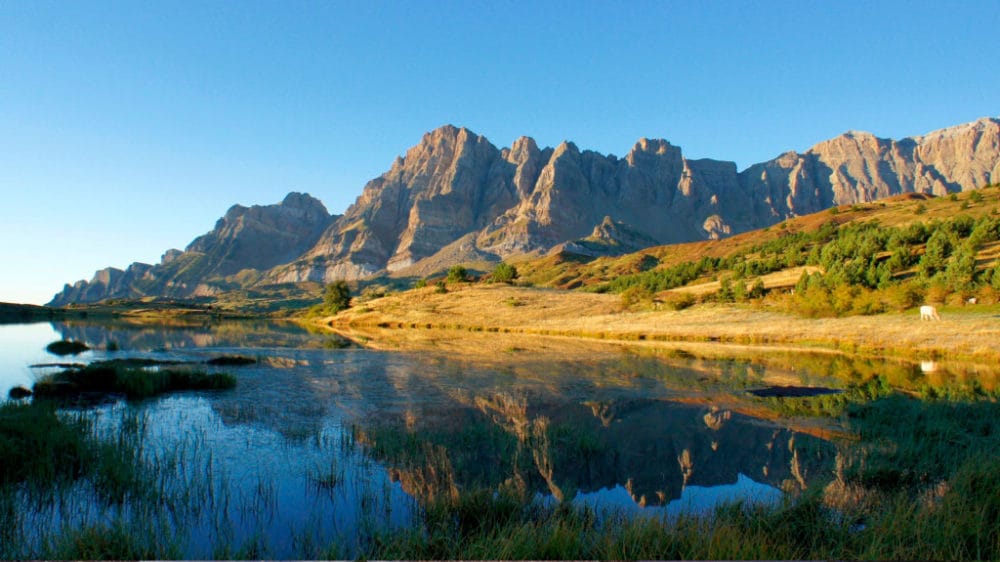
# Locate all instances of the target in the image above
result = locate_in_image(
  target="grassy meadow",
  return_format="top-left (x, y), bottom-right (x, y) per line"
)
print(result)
top-left (4, 189), bottom-right (999, 558)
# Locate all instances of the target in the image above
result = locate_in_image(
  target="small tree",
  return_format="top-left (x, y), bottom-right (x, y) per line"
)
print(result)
top-left (447, 265), bottom-right (468, 284)
top-left (491, 262), bottom-right (519, 284)
top-left (324, 280), bottom-right (351, 313)
top-left (717, 276), bottom-right (734, 303)
top-left (919, 229), bottom-right (952, 279)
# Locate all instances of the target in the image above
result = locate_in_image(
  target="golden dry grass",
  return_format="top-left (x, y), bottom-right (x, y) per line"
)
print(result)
top-left (325, 283), bottom-right (1000, 363)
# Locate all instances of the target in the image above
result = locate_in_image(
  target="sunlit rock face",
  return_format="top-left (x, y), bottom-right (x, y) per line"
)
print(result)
top-left (49, 192), bottom-right (334, 305)
top-left (52, 118), bottom-right (1000, 303)
top-left (277, 118), bottom-right (999, 283)
top-left (740, 117), bottom-right (1000, 218)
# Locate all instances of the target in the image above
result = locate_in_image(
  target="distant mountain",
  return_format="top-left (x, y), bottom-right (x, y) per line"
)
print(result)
top-left (51, 117), bottom-right (1000, 305)
top-left (50, 193), bottom-right (334, 305)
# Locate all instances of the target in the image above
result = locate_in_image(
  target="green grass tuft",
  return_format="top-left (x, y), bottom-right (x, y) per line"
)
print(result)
top-left (32, 361), bottom-right (236, 401)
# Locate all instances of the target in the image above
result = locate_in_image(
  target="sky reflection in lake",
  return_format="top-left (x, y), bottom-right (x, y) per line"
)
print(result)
top-left (3, 319), bottom-right (844, 557)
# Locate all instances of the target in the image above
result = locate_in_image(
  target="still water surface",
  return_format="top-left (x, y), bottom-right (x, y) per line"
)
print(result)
top-left (3, 319), bottom-right (837, 557)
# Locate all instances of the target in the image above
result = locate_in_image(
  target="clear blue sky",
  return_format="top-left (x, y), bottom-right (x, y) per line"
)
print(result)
top-left (2, 1), bottom-right (998, 304)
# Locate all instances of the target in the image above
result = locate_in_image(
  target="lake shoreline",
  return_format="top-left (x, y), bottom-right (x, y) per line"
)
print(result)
top-left (317, 284), bottom-right (1000, 364)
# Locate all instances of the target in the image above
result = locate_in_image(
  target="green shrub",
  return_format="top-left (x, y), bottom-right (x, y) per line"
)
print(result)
top-left (32, 362), bottom-right (236, 401)
top-left (447, 265), bottom-right (469, 283)
top-left (884, 282), bottom-right (924, 311)
top-left (490, 262), bottom-right (519, 284)
top-left (662, 291), bottom-right (697, 310)
top-left (620, 285), bottom-right (654, 308)
top-left (323, 280), bottom-right (351, 313)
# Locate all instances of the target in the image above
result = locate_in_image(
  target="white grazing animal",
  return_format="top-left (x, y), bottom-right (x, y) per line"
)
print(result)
top-left (920, 305), bottom-right (941, 321)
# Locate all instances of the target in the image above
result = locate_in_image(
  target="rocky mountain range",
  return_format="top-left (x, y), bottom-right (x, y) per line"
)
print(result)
top-left (50, 193), bottom-right (334, 305)
top-left (50, 117), bottom-right (1000, 305)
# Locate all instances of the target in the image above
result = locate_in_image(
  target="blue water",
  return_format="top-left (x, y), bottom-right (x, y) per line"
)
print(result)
top-left (2, 319), bottom-right (836, 557)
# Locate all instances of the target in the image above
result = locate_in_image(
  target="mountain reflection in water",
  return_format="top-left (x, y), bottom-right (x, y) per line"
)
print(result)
top-left (7, 319), bottom-right (844, 555)
top-left (358, 392), bottom-right (831, 509)
top-left (51, 320), bottom-right (834, 510)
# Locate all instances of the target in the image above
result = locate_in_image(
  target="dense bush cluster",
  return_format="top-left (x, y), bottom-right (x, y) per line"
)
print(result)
top-left (601, 212), bottom-right (1000, 316)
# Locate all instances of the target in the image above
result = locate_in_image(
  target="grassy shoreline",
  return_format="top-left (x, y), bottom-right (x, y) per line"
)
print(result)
top-left (317, 284), bottom-right (1000, 363)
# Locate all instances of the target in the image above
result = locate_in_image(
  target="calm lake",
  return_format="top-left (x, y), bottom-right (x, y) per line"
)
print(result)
top-left (2, 319), bottom-right (840, 558)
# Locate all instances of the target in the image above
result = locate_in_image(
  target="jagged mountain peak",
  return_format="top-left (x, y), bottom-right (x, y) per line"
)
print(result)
top-left (411, 124), bottom-right (485, 152)
top-left (49, 193), bottom-right (336, 306)
top-left (281, 191), bottom-right (329, 211)
top-left (630, 137), bottom-right (676, 155)
top-left (915, 116), bottom-right (1000, 142)
top-left (52, 118), bottom-right (1000, 304)
top-left (551, 140), bottom-right (580, 158)
top-left (510, 135), bottom-right (539, 152)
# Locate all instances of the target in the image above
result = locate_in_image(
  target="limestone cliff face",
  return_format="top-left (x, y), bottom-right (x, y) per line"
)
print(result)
top-left (186, 192), bottom-right (333, 276)
top-left (50, 263), bottom-right (154, 305)
top-left (292, 118), bottom-right (998, 283)
top-left (273, 129), bottom-right (759, 283)
top-left (51, 117), bottom-right (1000, 303)
top-left (49, 193), bottom-right (333, 305)
top-left (270, 126), bottom-right (521, 283)
top-left (740, 117), bottom-right (1000, 218)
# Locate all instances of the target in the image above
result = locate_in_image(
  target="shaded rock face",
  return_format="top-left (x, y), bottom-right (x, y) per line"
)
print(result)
top-left (186, 192), bottom-right (333, 276)
top-left (52, 118), bottom-right (1000, 303)
top-left (51, 263), bottom-right (154, 305)
top-left (49, 193), bottom-right (333, 305)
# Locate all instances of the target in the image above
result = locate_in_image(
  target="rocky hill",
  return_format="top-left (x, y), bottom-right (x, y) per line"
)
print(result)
top-left (50, 193), bottom-right (334, 305)
top-left (52, 117), bottom-right (1000, 305)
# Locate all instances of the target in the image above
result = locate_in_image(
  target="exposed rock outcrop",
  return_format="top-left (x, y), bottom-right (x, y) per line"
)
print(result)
top-left (52, 118), bottom-right (1000, 304)
top-left (741, 117), bottom-right (1000, 218)
top-left (49, 192), bottom-right (334, 305)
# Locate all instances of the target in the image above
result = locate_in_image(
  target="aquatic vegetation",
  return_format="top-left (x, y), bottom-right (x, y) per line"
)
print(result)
top-left (32, 361), bottom-right (236, 401)
top-left (0, 402), bottom-right (91, 486)
top-left (44, 339), bottom-right (89, 356)
top-left (355, 395), bottom-right (1000, 560)
top-left (6, 319), bottom-right (1000, 559)
top-left (762, 375), bottom-right (894, 418)
top-left (205, 355), bottom-right (258, 366)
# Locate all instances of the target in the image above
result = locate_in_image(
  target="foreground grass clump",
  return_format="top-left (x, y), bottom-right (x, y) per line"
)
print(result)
top-left (357, 395), bottom-right (1000, 560)
top-left (844, 394), bottom-right (1000, 489)
top-left (0, 401), bottom-right (188, 559)
top-left (0, 402), bottom-right (90, 486)
top-left (33, 361), bottom-right (236, 400)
